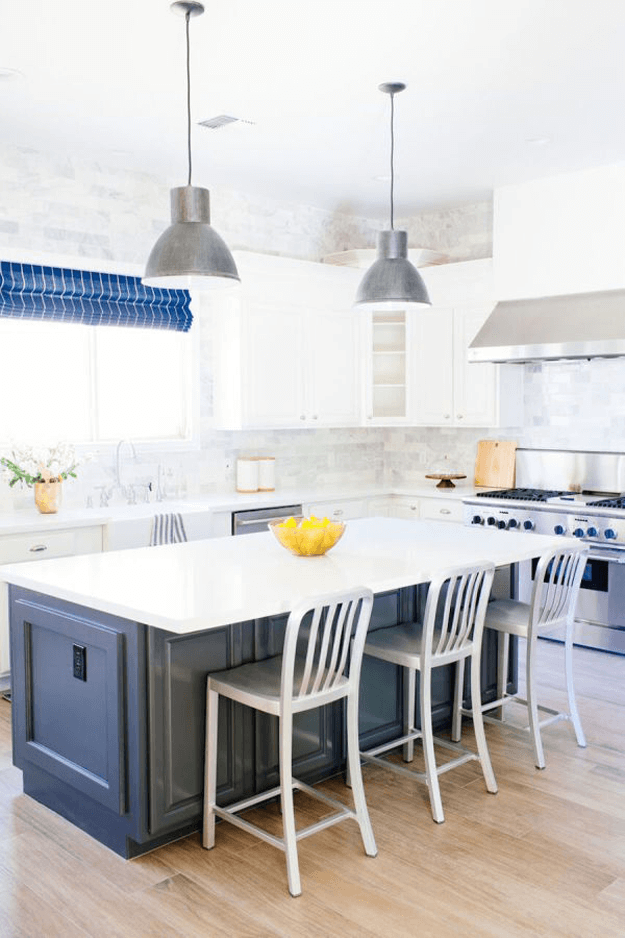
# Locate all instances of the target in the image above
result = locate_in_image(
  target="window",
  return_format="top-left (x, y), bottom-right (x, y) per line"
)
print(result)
top-left (0, 317), bottom-right (195, 445)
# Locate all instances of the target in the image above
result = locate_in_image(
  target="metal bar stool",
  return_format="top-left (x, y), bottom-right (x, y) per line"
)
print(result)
top-left (203, 587), bottom-right (378, 897)
top-left (357, 562), bottom-right (497, 824)
top-left (452, 546), bottom-right (588, 769)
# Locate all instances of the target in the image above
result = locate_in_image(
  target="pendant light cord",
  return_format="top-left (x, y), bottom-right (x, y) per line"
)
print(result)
top-left (185, 10), bottom-right (193, 187)
top-left (389, 91), bottom-right (395, 230)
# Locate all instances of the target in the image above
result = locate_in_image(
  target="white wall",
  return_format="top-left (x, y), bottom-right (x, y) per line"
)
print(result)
top-left (494, 161), bottom-right (625, 299)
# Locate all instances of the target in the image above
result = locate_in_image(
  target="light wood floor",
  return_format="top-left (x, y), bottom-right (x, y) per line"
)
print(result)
top-left (0, 639), bottom-right (623, 937)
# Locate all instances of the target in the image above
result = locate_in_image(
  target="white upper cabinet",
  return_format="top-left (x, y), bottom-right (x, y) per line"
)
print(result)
top-left (208, 252), bottom-right (362, 430)
top-left (363, 310), bottom-right (411, 425)
top-left (412, 260), bottom-right (522, 427)
top-left (207, 253), bottom-right (521, 430)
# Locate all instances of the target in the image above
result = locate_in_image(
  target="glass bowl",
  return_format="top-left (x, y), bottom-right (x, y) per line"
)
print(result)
top-left (268, 516), bottom-right (345, 557)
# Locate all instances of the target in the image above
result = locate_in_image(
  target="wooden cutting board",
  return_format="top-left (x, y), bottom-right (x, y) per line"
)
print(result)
top-left (474, 440), bottom-right (517, 488)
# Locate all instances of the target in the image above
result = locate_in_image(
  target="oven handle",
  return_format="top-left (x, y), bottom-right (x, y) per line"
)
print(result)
top-left (586, 550), bottom-right (625, 564)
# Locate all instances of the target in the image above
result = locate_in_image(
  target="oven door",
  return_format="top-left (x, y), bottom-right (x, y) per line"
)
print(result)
top-left (517, 552), bottom-right (625, 654)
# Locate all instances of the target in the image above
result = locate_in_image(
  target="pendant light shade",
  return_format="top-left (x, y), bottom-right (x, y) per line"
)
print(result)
top-left (355, 83), bottom-right (430, 310)
top-left (355, 230), bottom-right (430, 310)
top-left (143, 2), bottom-right (239, 290)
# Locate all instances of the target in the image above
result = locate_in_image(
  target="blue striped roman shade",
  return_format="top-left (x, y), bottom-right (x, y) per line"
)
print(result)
top-left (0, 260), bottom-right (192, 331)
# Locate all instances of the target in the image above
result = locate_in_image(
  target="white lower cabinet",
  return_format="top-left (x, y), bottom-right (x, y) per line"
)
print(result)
top-left (387, 495), bottom-right (464, 523)
top-left (0, 524), bottom-right (103, 685)
top-left (388, 497), bottom-right (421, 519)
top-left (303, 498), bottom-right (369, 521)
top-left (419, 497), bottom-right (463, 523)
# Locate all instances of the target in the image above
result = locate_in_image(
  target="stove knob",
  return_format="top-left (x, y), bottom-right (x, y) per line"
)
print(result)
top-left (587, 526), bottom-right (598, 538)
top-left (605, 528), bottom-right (617, 540)
top-left (554, 524), bottom-right (566, 535)
top-left (497, 520), bottom-right (507, 530)
top-left (573, 528), bottom-right (585, 538)
top-left (471, 515), bottom-right (483, 525)
top-left (487, 516), bottom-right (497, 526)
top-left (523, 520), bottom-right (534, 531)
top-left (507, 519), bottom-right (518, 529)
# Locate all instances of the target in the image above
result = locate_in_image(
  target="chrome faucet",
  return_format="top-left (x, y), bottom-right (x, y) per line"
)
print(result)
top-left (115, 439), bottom-right (137, 502)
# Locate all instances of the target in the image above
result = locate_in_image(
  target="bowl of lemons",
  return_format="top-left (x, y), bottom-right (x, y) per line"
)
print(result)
top-left (269, 515), bottom-right (345, 557)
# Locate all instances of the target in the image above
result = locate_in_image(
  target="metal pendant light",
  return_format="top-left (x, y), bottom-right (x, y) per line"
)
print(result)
top-left (355, 83), bottom-right (430, 310)
top-left (143, 2), bottom-right (240, 290)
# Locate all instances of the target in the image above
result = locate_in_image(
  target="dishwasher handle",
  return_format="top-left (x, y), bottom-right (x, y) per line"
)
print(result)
top-left (234, 517), bottom-right (288, 529)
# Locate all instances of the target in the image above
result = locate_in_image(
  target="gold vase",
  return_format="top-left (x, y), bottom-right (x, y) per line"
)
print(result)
top-left (34, 481), bottom-right (62, 514)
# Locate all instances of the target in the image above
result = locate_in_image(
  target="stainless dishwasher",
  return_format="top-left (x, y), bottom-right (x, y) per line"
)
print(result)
top-left (231, 505), bottom-right (302, 536)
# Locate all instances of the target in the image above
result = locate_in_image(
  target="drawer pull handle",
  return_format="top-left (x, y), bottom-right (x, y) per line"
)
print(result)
top-left (29, 544), bottom-right (48, 553)
top-left (410, 505), bottom-right (417, 511)
top-left (440, 509), bottom-right (451, 515)
top-left (333, 509), bottom-right (344, 517)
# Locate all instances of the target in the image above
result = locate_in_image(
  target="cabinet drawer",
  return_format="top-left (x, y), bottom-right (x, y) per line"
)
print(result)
top-left (304, 499), bottom-right (367, 521)
top-left (0, 531), bottom-right (76, 564)
top-left (419, 499), bottom-right (463, 523)
top-left (0, 526), bottom-right (102, 564)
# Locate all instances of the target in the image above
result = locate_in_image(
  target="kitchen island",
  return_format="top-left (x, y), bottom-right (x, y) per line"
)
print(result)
top-left (1, 518), bottom-right (574, 858)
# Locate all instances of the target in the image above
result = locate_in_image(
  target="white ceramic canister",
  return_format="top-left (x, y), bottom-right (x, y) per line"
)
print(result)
top-left (236, 457), bottom-right (259, 493)
top-left (257, 456), bottom-right (276, 492)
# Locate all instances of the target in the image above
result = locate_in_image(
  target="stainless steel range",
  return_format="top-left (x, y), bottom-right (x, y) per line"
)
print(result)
top-left (463, 448), bottom-right (625, 655)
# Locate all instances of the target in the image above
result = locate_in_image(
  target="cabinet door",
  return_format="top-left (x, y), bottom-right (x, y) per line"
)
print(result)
top-left (411, 307), bottom-right (454, 425)
top-left (147, 621), bottom-right (255, 836)
top-left (242, 304), bottom-right (305, 428)
top-left (303, 498), bottom-right (368, 521)
top-left (453, 306), bottom-right (497, 426)
top-left (306, 309), bottom-right (361, 426)
top-left (387, 497), bottom-right (420, 519)
top-left (419, 497), bottom-right (463, 523)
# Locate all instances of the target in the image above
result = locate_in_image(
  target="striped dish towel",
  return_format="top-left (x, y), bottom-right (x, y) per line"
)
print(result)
top-left (150, 513), bottom-right (188, 546)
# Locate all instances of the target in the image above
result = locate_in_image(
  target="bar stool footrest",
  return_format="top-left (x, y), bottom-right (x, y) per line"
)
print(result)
top-left (463, 694), bottom-right (572, 733)
top-left (361, 732), bottom-right (479, 783)
top-left (213, 777), bottom-right (359, 852)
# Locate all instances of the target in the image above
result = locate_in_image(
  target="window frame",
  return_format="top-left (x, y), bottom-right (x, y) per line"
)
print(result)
top-left (0, 247), bottom-right (201, 456)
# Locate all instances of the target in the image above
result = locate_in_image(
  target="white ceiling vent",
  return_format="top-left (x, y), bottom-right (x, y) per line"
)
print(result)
top-left (198, 114), bottom-right (255, 130)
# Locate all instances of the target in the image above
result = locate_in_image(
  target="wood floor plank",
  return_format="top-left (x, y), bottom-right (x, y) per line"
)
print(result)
top-left (0, 637), bottom-right (623, 937)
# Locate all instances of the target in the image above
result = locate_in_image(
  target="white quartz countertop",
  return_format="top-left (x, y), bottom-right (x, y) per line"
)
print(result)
top-left (0, 518), bottom-right (576, 635)
top-left (0, 482), bottom-right (494, 536)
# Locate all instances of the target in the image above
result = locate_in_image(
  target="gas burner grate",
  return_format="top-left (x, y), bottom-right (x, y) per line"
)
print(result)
top-left (587, 496), bottom-right (625, 509)
top-left (475, 488), bottom-right (567, 502)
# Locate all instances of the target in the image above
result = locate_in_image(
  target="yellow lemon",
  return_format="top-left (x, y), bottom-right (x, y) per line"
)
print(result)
top-left (283, 516), bottom-right (297, 528)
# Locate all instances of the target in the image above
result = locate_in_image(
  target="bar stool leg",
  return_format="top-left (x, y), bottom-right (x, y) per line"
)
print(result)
top-left (451, 658), bottom-right (465, 743)
top-left (470, 649), bottom-right (498, 793)
top-left (403, 667), bottom-right (416, 762)
top-left (525, 635), bottom-right (545, 769)
top-left (495, 632), bottom-right (509, 722)
top-left (279, 713), bottom-right (301, 897)
top-left (202, 686), bottom-right (219, 849)
top-left (564, 621), bottom-right (587, 748)
top-left (419, 666), bottom-right (444, 823)
top-left (346, 693), bottom-right (378, 857)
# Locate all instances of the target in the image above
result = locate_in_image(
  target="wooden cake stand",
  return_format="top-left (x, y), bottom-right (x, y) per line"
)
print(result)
top-left (425, 473), bottom-right (467, 489)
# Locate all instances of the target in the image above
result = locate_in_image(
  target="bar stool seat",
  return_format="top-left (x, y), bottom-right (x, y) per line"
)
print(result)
top-left (357, 562), bottom-right (497, 824)
top-left (453, 546), bottom-right (588, 769)
top-left (208, 656), bottom-right (349, 715)
top-left (203, 587), bottom-right (378, 898)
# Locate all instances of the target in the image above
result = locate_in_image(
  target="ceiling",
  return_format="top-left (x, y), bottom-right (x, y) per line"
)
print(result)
top-left (2, 0), bottom-right (625, 219)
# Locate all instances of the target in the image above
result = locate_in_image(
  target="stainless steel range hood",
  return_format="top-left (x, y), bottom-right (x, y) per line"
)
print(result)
top-left (468, 288), bottom-right (625, 363)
